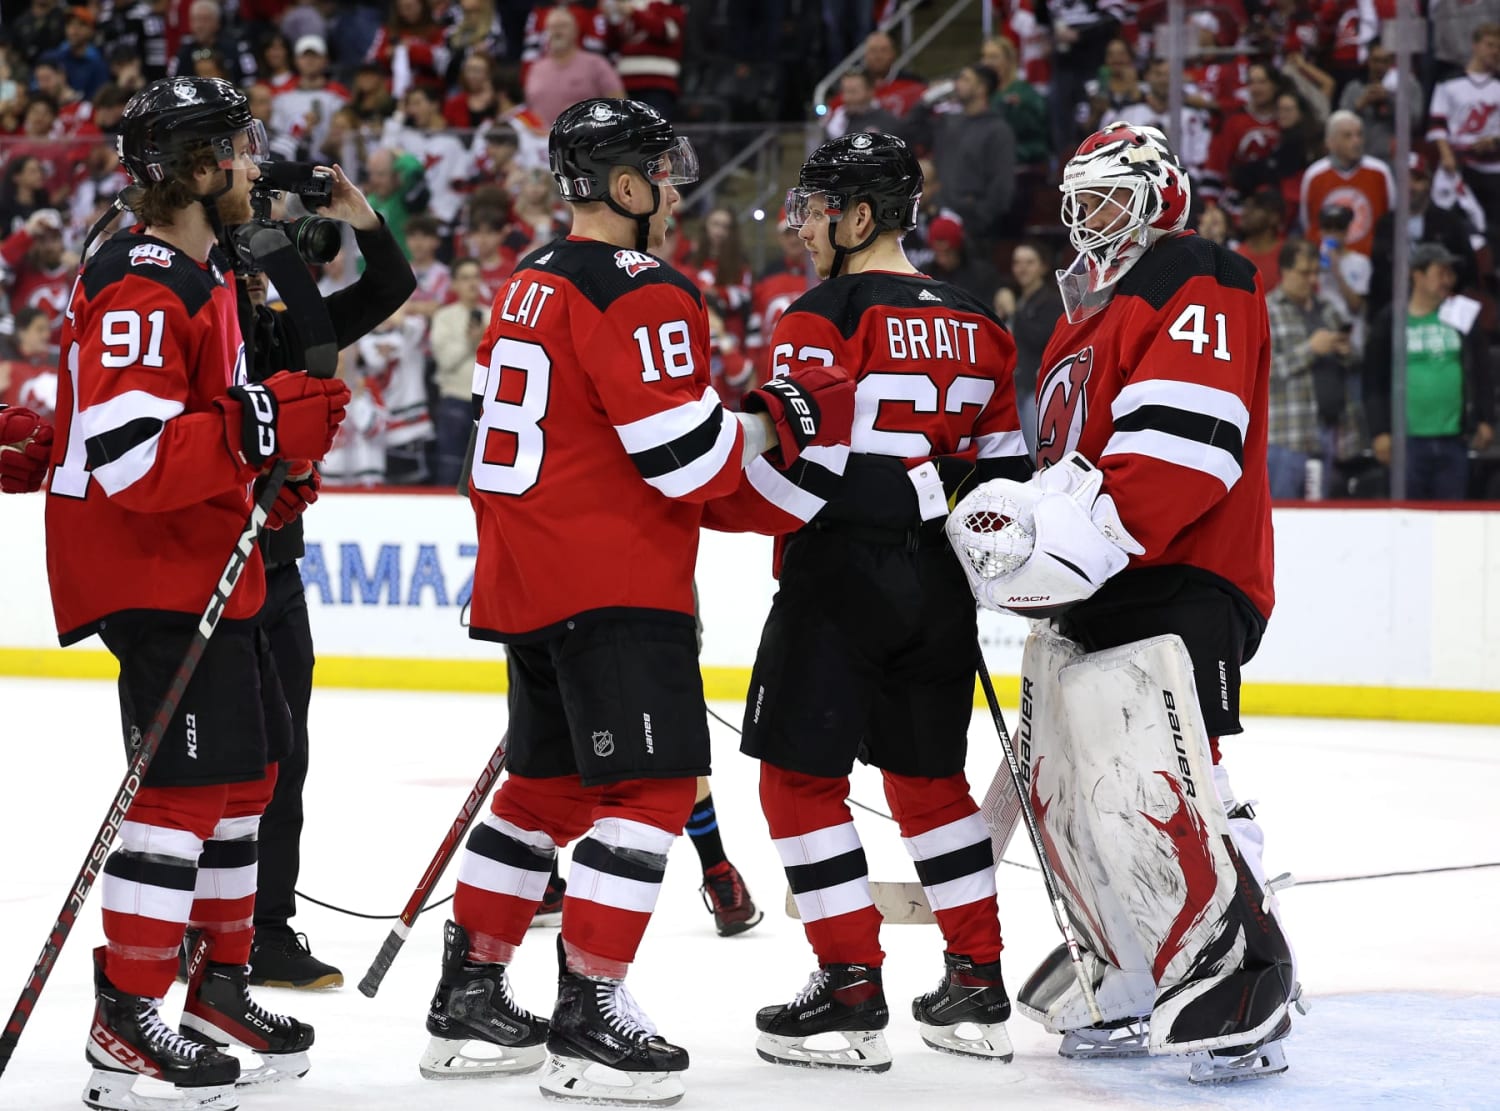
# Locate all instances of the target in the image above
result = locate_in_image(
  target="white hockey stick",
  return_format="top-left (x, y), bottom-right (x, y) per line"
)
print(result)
top-left (784, 883), bottom-right (935, 926)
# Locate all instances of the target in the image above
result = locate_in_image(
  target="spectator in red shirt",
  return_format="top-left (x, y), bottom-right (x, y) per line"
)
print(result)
top-left (685, 206), bottom-right (753, 341)
top-left (444, 53), bottom-right (501, 128)
top-left (603, 0), bottom-right (687, 120)
top-left (1, 208), bottom-right (74, 339)
top-left (469, 206), bottom-right (518, 299)
top-left (367, 0), bottom-right (451, 96)
top-left (524, 6), bottom-right (625, 124)
top-left (857, 29), bottom-right (928, 118)
top-left (0, 305), bottom-right (57, 415)
top-left (1234, 189), bottom-right (1288, 293)
top-left (1203, 61), bottom-right (1283, 213)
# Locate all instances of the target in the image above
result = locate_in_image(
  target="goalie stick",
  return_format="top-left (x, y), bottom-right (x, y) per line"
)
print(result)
top-left (0, 458), bottom-right (291, 1076)
top-left (975, 647), bottom-right (1103, 1025)
top-left (358, 734), bottom-right (509, 997)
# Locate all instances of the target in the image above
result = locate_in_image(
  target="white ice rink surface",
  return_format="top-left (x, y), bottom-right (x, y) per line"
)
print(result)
top-left (1, 677), bottom-right (1496, 1111)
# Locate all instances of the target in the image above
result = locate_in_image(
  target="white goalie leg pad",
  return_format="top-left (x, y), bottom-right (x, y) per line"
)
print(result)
top-left (1054, 635), bottom-right (1294, 1056)
top-left (1008, 626), bottom-right (1158, 1034)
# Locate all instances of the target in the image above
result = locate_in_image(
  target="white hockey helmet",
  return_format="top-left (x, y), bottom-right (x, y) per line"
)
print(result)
top-left (1057, 121), bottom-right (1191, 322)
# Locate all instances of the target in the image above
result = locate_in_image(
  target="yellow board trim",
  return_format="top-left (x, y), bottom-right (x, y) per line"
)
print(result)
top-left (2, 649), bottom-right (1496, 725)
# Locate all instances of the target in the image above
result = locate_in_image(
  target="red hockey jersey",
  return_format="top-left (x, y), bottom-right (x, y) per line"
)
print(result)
top-left (466, 236), bottom-right (749, 640)
top-left (45, 231), bottom-right (261, 645)
top-left (705, 270), bottom-right (1028, 537)
top-left (1034, 232), bottom-right (1274, 620)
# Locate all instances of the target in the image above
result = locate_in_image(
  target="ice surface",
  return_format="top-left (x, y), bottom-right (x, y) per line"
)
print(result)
top-left (0, 678), bottom-right (1496, 1110)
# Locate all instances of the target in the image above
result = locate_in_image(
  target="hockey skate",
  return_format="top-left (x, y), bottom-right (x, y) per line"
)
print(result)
top-left (178, 945), bottom-right (313, 1088)
top-left (911, 953), bottom-right (1013, 1061)
top-left (1018, 942), bottom-right (1154, 1060)
top-left (83, 947), bottom-right (240, 1111)
top-left (755, 964), bottom-right (891, 1072)
top-left (540, 939), bottom-right (689, 1105)
top-left (700, 860), bottom-right (763, 936)
top-left (421, 920), bottom-right (548, 1079)
top-left (1188, 1013), bottom-right (1292, 1084)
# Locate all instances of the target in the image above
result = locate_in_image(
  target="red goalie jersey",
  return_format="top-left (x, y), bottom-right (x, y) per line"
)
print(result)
top-left (467, 236), bottom-right (752, 641)
top-left (45, 232), bottom-right (259, 645)
top-left (1035, 232), bottom-right (1274, 621)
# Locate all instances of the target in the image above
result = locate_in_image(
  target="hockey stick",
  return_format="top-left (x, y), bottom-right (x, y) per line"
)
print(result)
top-left (358, 734), bottom-right (509, 998)
top-left (0, 460), bottom-right (290, 1077)
top-left (975, 647), bottom-right (1104, 1025)
top-left (783, 883), bottom-right (935, 926)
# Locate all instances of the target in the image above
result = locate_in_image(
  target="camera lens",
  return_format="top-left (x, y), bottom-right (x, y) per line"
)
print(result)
top-left (291, 216), bottom-right (342, 265)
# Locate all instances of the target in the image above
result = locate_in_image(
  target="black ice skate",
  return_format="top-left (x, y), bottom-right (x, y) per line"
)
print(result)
top-left (755, 964), bottom-right (891, 1072)
top-left (248, 926), bottom-right (343, 990)
top-left (83, 946), bottom-right (240, 1111)
top-left (700, 860), bottom-right (763, 937)
top-left (541, 939), bottom-right (689, 1105)
top-left (420, 920), bottom-right (548, 1079)
top-left (178, 945), bottom-right (313, 1088)
top-left (911, 952), bottom-right (1014, 1061)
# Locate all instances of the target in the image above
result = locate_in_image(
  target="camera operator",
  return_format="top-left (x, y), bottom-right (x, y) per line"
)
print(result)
top-left (238, 162), bottom-right (416, 988)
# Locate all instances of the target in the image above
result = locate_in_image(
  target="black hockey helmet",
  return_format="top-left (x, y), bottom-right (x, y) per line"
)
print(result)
top-left (787, 131), bottom-right (923, 235)
top-left (549, 97), bottom-right (697, 251)
top-left (548, 97), bottom-right (698, 203)
top-left (117, 76), bottom-right (267, 186)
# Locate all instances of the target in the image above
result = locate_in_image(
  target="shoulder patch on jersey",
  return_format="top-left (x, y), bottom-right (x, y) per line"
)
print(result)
top-left (532, 237), bottom-right (703, 313)
top-left (614, 249), bottom-right (660, 277)
top-left (785, 273), bottom-right (1001, 339)
top-left (82, 232), bottom-right (218, 315)
top-left (1118, 233), bottom-right (1258, 310)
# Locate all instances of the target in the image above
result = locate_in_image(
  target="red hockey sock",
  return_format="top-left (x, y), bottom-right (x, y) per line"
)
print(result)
top-left (884, 771), bottom-right (1001, 964)
top-left (760, 762), bottom-right (883, 968)
top-left (192, 767), bottom-right (276, 968)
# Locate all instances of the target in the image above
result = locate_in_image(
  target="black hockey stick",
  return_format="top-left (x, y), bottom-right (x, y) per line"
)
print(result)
top-left (359, 734), bottom-right (509, 997)
top-left (975, 647), bottom-right (1104, 1025)
top-left (0, 459), bottom-right (290, 1077)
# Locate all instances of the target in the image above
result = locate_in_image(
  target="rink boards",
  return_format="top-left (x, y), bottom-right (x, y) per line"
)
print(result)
top-left (1, 491), bottom-right (1497, 723)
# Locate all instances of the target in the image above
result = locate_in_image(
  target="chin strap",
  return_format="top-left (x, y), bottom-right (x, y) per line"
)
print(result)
top-left (826, 216), bottom-right (882, 279)
top-left (604, 182), bottom-right (660, 253)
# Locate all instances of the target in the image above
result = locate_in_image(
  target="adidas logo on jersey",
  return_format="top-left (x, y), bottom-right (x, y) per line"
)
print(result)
top-left (129, 243), bottom-right (174, 268)
top-left (614, 249), bottom-right (660, 277)
top-left (918, 289), bottom-right (941, 302)
top-left (534, 251), bottom-right (554, 266)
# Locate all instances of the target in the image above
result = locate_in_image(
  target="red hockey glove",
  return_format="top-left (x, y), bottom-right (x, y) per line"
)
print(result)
top-left (267, 465), bottom-right (321, 530)
top-left (743, 363), bottom-right (856, 467)
top-left (0, 406), bottom-right (54, 493)
top-left (216, 371), bottom-right (350, 469)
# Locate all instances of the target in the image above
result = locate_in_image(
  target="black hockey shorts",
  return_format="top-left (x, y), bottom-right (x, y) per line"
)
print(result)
top-left (504, 614), bottom-right (710, 787)
top-left (740, 527), bottom-right (977, 780)
top-left (1056, 571), bottom-right (1255, 737)
top-left (100, 615), bottom-right (293, 788)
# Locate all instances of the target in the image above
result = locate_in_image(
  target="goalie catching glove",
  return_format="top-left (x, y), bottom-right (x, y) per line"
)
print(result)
top-left (946, 452), bottom-right (1143, 617)
top-left (215, 370), bottom-right (350, 470)
top-left (0, 405), bottom-right (53, 493)
top-left (742, 363), bottom-right (856, 467)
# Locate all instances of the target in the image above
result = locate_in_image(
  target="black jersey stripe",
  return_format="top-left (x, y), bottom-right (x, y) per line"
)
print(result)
top-left (1112, 404), bottom-right (1245, 466)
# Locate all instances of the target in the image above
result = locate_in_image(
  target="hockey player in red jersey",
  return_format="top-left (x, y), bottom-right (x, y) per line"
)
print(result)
top-left (44, 77), bottom-right (349, 1111)
top-left (947, 121), bottom-right (1297, 1084)
top-left (419, 98), bottom-right (854, 1106)
top-left (0, 404), bottom-right (52, 492)
top-left (740, 133), bottom-right (1032, 1073)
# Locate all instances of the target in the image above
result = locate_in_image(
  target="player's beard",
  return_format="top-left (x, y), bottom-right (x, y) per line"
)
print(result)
top-left (215, 180), bottom-right (254, 226)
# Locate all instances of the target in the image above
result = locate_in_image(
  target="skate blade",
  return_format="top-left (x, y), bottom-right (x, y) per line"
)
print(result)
top-left (754, 1030), bottom-right (892, 1072)
top-left (235, 1051), bottom-right (310, 1087)
top-left (716, 908), bottom-right (764, 937)
top-left (539, 1055), bottom-right (685, 1105)
top-left (1189, 1039), bottom-right (1289, 1084)
top-left (84, 1068), bottom-right (239, 1111)
top-left (918, 1020), bottom-right (1014, 1062)
top-left (1059, 1022), bottom-right (1149, 1060)
top-left (419, 1036), bottom-right (547, 1079)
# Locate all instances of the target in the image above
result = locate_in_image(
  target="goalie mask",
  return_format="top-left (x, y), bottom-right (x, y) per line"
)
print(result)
top-left (785, 132), bottom-right (922, 278)
top-left (1057, 121), bottom-right (1190, 323)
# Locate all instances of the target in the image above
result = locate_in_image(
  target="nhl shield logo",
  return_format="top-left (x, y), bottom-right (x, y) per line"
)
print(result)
top-left (851, 133), bottom-right (873, 149)
top-left (614, 249), bottom-right (660, 277)
top-left (592, 730), bottom-right (615, 757)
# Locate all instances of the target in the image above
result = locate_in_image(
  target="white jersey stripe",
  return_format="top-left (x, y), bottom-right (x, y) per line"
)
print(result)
top-left (566, 861), bottom-right (664, 914)
top-left (772, 821), bottom-right (863, 867)
top-left (1111, 378), bottom-right (1250, 435)
top-left (614, 388), bottom-right (722, 454)
top-left (642, 402), bottom-right (739, 498)
top-left (791, 877), bottom-right (876, 923)
top-left (745, 456), bottom-right (826, 523)
top-left (101, 877), bottom-right (195, 924)
top-left (923, 871), bottom-right (999, 913)
top-left (1104, 428), bottom-right (1243, 490)
top-left (80, 390), bottom-right (184, 496)
top-left (119, 821), bottom-right (203, 861)
top-left (192, 863), bottom-right (258, 902)
top-left (975, 429), bottom-right (1030, 460)
top-left (456, 847), bottom-right (553, 901)
top-left (901, 813), bottom-right (993, 861)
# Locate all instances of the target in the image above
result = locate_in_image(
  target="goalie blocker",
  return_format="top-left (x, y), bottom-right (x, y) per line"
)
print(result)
top-left (1011, 631), bottom-right (1296, 1076)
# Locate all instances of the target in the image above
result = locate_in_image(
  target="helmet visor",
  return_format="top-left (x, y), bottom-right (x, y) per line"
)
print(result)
top-left (784, 187), bottom-right (844, 229)
top-left (212, 119), bottom-right (271, 170)
top-left (642, 136), bottom-right (698, 186)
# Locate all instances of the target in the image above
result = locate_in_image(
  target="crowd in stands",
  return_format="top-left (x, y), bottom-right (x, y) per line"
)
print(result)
top-left (0, 0), bottom-right (1497, 498)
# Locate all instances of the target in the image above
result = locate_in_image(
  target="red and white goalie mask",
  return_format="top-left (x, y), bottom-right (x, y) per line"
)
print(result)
top-left (1056, 121), bottom-right (1191, 323)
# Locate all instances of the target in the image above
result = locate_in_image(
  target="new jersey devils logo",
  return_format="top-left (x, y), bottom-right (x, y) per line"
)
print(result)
top-left (1036, 346), bottom-right (1094, 468)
